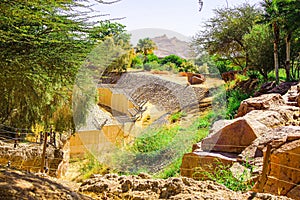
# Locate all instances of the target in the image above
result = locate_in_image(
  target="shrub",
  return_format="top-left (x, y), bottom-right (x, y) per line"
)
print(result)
top-left (131, 55), bottom-right (143, 69)
top-left (226, 89), bottom-right (250, 119)
top-left (143, 61), bottom-right (161, 71)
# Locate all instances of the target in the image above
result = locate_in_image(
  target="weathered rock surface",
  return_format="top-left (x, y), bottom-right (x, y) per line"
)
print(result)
top-left (249, 126), bottom-right (300, 199)
top-left (181, 85), bottom-right (300, 199)
top-left (0, 167), bottom-right (92, 200)
top-left (236, 94), bottom-right (285, 118)
top-left (201, 118), bottom-right (267, 153)
top-left (79, 173), bottom-right (291, 200)
top-left (180, 151), bottom-right (239, 179)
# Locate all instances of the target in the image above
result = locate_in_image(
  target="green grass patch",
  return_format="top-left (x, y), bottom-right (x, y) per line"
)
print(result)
top-left (194, 161), bottom-right (254, 192)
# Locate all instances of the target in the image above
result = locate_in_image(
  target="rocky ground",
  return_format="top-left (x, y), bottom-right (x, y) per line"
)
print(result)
top-left (78, 173), bottom-right (291, 200)
top-left (0, 167), bottom-right (92, 200)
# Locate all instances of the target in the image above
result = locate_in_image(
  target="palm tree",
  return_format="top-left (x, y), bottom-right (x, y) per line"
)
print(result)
top-left (136, 38), bottom-right (157, 63)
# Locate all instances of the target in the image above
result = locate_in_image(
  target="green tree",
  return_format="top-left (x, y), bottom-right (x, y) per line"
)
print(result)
top-left (160, 54), bottom-right (185, 69)
top-left (244, 24), bottom-right (274, 79)
top-left (136, 38), bottom-right (157, 63)
top-left (0, 0), bottom-right (117, 129)
top-left (193, 3), bottom-right (260, 69)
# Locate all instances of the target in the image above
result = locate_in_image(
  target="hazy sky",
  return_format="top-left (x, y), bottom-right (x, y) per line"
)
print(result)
top-left (96, 0), bottom-right (262, 37)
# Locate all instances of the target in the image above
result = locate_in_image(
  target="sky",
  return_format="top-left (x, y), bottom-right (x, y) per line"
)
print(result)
top-left (95, 0), bottom-right (262, 37)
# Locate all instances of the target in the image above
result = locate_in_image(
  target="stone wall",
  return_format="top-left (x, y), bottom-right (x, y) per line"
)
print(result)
top-left (0, 138), bottom-right (69, 177)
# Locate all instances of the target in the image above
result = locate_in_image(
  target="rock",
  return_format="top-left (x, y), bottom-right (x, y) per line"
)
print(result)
top-left (221, 70), bottom-right (239, 82)
top-left (180, 151), bottom-right (239, 179)
top-left (0, 167), bottom-right (92, 200)
top-left (201, 118), bottom-right (268, 153)
top-left (255, 82), bottom-right (297, 96)
top-left (254, 137), bottom-right (300, 199)
top-left (236, 93), bottom-right (285, 118)
top-left (186, 72), bottom-right (206, 85)
top-left (78, 172), bottom-right (291, 200)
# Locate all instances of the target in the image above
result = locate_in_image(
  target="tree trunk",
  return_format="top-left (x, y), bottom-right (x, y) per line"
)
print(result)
top-left (285, 33), bottom-right (292, 81)
top-left (273, 22), bottom-right (280, 84)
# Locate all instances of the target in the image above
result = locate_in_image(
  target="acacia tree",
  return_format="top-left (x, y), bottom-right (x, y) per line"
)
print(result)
top-left (0, 0), bottom-right (119, 129)
top-left (193, 3), bottom-right (260, 70)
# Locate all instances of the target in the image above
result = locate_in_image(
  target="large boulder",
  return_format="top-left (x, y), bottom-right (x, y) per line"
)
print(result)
top-left (236, 93), bottom-right (285, 118)
top-left (180, 151), bottom-right (239, 179)
top-left (251, 126), bottom-right (300, 199)
top-left (254, 82), bottom-right (298, 96)
top-left (186, 72), bottom-right (206, 85)
top-left (201, 118), bottom-right (269, 153)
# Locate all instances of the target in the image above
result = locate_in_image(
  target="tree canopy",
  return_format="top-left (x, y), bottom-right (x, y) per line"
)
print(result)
top-left (0, 0), bottom-right (122, 130)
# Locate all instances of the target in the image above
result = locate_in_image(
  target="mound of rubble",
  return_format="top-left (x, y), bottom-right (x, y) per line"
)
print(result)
top-left (79, 173), bottom-right (291, 200)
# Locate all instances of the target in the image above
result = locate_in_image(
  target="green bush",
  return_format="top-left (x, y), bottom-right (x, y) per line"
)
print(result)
top-left (226, 89), bottom-right (250, 119)
top-left (146, 53), bottom-right (160, 63)
top-left (131, 55), bottom-right (143, 69)
top-left (130, 125), bottom-right (180, 153)
top-left (160, 54), bottom-right (185, 68)
top-left (143, 61), bottom-right (161, 71)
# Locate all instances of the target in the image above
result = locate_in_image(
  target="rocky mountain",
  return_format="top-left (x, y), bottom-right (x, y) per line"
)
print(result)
top-left (151, 34), bottom-right (193, 59)
top-left (129, 28), bottom-right (193, 59)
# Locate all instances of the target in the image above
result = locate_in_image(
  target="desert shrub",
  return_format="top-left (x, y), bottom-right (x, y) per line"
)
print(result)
top-left (146, 53), bottom-right (160, 63)
top-left (179, 61), bottom-right (198, 72)
top-left (160, 54), bottom-right (185, 68)
top-left (143, 61), bottom-right (161, 71)
top-left (198, 63), bottom-right (210, 74)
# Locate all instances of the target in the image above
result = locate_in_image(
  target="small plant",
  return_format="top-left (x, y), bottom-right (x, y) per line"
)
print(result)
top-left (193, 160), bottom-right (254, 192)
top-left (169, 111), bottom-right (186, 123)
top-left (79, 153), bottom-right (109, 180)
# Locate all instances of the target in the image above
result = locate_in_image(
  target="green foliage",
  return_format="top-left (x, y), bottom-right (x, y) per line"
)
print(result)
top-left (136, 38), bottom-right (157, 56)
top-left (131, 55), bottom-right (144, 69)
top-left (169, 112), bottom-right (187, 123)
top-left (160, 54), bottom-right (186, 69)
top-left (244, 24), bottom-right (274, 79)
top-left (194, 161), bottom-right (254, 192)
top-left (130, 125), bottom-right (181, 153)
top-left (143, 61), bottom-right (161, 71)
top-left (146, 54), bottom-right (160, 63)
top-left (155, 158), bottom-right (182, 179)
top-left (0, 0), bottom-right (96, 129)
top-left (179, 61), bottom-right (198, 73)
top-left (226, 89), bottom-right (251, 119)
top-left (193, 3), bottom-right (260, 69)
top-left (79, 153), bottom-right (109, 181)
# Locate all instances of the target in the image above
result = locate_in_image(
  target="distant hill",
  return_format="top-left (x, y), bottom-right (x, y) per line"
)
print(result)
top-left (129, 28), bottom-right (193, 59)
top-left (151, 34), bottom-right (193, 59)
